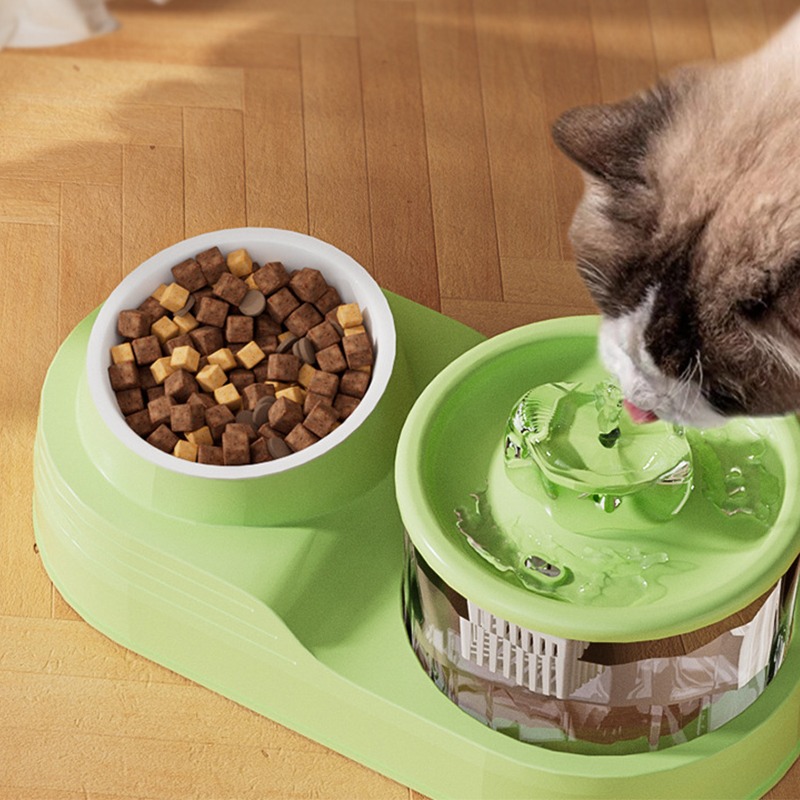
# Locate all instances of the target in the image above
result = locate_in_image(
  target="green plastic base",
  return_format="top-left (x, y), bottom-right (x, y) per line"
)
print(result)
top-left (33, 294), bottom-right (800, 799)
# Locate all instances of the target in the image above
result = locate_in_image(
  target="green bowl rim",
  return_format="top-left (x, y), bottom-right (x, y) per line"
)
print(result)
top-left (394, 315), bottom-right (800, 642)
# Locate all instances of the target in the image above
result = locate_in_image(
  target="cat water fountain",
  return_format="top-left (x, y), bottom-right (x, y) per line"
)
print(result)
top-left (33, 229), bottom-right (800, 799)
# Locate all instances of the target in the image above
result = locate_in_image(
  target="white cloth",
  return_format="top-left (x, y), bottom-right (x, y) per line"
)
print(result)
top-left (0, 0), bottom-right (165, 49)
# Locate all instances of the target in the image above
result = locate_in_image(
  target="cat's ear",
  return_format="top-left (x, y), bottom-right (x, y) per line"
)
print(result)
top-left (551, 87), bottom-right (673, 185)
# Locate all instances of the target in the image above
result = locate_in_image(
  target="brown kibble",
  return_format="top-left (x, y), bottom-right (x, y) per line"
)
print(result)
top-left (303, 391), bottom-right (330, 415)
top-left (242, 382), bottom-right (272, 410)
top-left (170, 402), bottom-right (206, 432)
top-left (116, 388), bottom-right (144, 415)
top-left (303, 401), bottom-right (339, 438)
top-left (108, 361), bottom-right (140, 391)
top-left (195, 296), bottom-right (230, 328)
top-left (250, 437), bottom-right (271, 463)
top-left (131, 334), bottom-right (162, 366)
top-left (197, 443), bottom-right (224, 465)
top-left (171, 258), bottom-right (207, 292)
top-left (253, 261), bottom-right (290, 295)
top-left (266, 287), bottom-right (300, 324)
top-left (213, 271), bottom-right (248, 306)
top-left (164, 368), bottom-right (198, 402)
top-left (314, 285), bottom-right (342, 315)
top-left (306, 320), bottom-right (341, 351)
top-left (222, 426), bottom-right (250, 465)
top-left (334, 393), bottom-right (360, 419)
top-left (267, 396), bottom-right (304, 434)
top-left (118, 309), bottom-right (151, 339)
top-left (126, 408), bottom-right (157, 438)
top-left (342, 331), bottom-right (374, 369)
top-left (340, 369), bottom-right (370, 398)
top-left (267, 353), bottom-right (301, 383)
top-left (315, 343), bottom-right (347, 373)
top-left (289, 267), bottom-right (328, 303)
top-left (285, 303), bottom-right (323, 338)
top-left (205, 403), bottom-right (236, 440)
top-left (138, 295), bottom-right (169, 323)
top-left (285, 423), bottom-right (320, 452)
top-left (308, 370), bottom-right (339, 398)
top-left (190, 325), bottom-right (224, 355)
top-left (148, 394), bottom-right (174, 426)
top-left (225, 314), bottom-right (254, 343)
top-left (147, 424), bottom-right (179, 454)
top-left (195, 246), bottom-right (227, 286)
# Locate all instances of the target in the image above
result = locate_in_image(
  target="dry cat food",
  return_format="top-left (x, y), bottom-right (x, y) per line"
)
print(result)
top-left (108, 246), bottom-right (374, 465)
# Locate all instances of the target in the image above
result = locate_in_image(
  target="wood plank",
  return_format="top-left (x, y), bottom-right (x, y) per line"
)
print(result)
top-left (53, 18), bottom-right (300, 70)
top-left (243, 65), bottom-right (309, 233)
top-left (0, 223), bottom-right (60, 619)
top-left (183, 108), bottom-right (247, 238)
top-left (301, 35), bottom-right (373, 271)
top-left (51, 589), bottom-right (83, 622)
top-left (59, 183), bottom-right (123, 338)
top-left (357, 0), bottom-right (439, 309)
top-left (591, 0), bottom-right (659, 102)
top-left (706, 0), bottom-right (770, 60)
top-left (0, 100), bottom-right (182, 147)
top-left (0, 179), bottom-right (60, 226)
top-left (0, 616), bottom-right (187, 685)
top-left (416, 0), bottom-right (501, 300)
top-left (473, 0), bottom-right (561, 264)
top-left (0, 54), bottom-right (243, 110)
top-left (648, 0), bottom-right (714, 73)
top-left (0, 725), bottom-right (408, 799)
top-left (0, 137), bottom-right (121, 184)
top-left (441, 296), bottom-right (596, 337)
top-left (528, 0), bottom-right (602, 260)
top-left (110, 0), bottom-right (358, 38)
top-left (122, 145), bottom-right (184, 274)
top-left (500, 258), bottom-right (596, 310)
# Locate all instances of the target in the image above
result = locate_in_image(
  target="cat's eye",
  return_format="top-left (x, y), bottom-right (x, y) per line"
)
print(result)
top-left (736, 297), bottom-right (770, 320)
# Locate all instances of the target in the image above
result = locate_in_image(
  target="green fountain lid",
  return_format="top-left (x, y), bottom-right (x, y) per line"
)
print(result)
top-left (395, 316), bottom-right (800, 643)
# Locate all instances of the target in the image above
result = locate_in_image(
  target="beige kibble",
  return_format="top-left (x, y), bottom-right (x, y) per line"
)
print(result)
top-left (207, 347), bottom-right (237, 372)
top-left (170, 345), bottom-right (201, 373)
top-left (276, 385), bottom-right (305, 405)
top-left (110, 342), bottom-right (135, 364)
top-left (186, 426), bottom-right (214, 446)
top-left (160, 282), bottom-right (190, 313)
top-left (226, 248), bottom-right (253, 278)
top-left (235, 340), bottom-right (266, 369)
top-left (150, 356), bottom-right (176, 385)
top-left (214, 382), bottom-right (242, 411)
top-left (196, 363), bottom-right (227, 392)
top-left (343, 325), bottom-right (367, 337)
top-left (151, 315), bottom-right (180, 344)
top-left (297, 363), bottom-right (318, 389)
top-left (173, 439), bottom-right (199, 462)
top-left (173, 312), bottom-right (199, 335)
top-left (152, 283), bottom-right (167, 301)
top-left (336, 303), bottom-right (362, 329)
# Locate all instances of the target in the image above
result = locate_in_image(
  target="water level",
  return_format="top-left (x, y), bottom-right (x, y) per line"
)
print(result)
top-left (455, 381), bottom-right (784, 605)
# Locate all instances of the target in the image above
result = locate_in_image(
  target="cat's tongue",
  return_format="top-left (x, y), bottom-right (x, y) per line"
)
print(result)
top-left (623, 399), bottom-right (659, 424)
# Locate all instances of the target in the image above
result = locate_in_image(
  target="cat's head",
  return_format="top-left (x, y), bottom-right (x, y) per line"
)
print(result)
top-left (552, 22), bottom-right (800, 427)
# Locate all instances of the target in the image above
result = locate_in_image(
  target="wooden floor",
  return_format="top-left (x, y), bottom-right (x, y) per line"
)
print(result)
top-left (2, 0), bottom-right (799, 797)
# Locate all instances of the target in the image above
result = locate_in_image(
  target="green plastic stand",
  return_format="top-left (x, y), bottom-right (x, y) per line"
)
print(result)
top-left (33, 294), bottom-right (800, 799)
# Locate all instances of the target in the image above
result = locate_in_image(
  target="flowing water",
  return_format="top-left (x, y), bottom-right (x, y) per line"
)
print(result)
top-left (454, 381), bottom-right (784, 605)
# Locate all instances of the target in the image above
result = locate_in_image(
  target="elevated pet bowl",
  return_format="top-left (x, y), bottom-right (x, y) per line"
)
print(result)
top-left (396, 317), bottom-right (800, 768)
top-left (33, 235), bottom-right (800, 798)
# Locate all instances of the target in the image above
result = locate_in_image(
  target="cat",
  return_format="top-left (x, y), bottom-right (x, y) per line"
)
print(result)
top-left (552, 13), bottom-right (800, 428)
